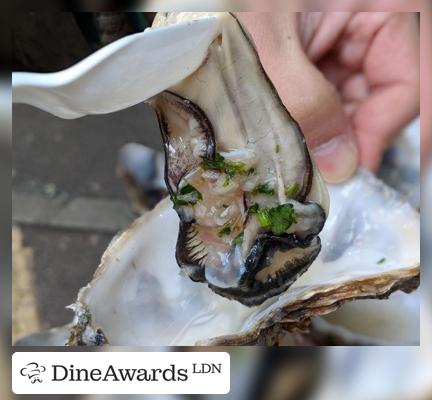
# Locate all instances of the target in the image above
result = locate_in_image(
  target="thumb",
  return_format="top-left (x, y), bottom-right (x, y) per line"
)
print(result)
top-left (237, 12), bottom-right (358, 183)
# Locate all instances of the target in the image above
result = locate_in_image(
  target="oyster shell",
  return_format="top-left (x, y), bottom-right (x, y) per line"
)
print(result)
top-left (67, 169), bottom-right (419, 346)
top-left (149, 12), bottom-right (329, 306)
top-left (307, 290), bottom-right (420, 345)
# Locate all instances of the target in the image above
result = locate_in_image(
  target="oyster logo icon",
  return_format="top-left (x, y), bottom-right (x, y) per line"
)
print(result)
top-left (20, 362), bottom-right (46, 384)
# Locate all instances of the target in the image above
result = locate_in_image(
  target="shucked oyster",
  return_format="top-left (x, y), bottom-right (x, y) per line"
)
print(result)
top-left (11, 12), bottom-right (420, 347)
top-left (149, 12), bottom-right (328, 306)
top-left (66, 169), bottom-right (419, 346)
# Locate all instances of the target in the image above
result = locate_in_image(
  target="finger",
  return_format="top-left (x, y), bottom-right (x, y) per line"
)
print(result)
top-left (421, 8), bottom-right (432, 166)
top-left (352, 13), bottom-right (420, 170)
top-left (341, 73), bottom-right (369, 102)
top-left (354, 83), bottom-right (419, 171)
top-left (311, 131), bottom-right (358, 183)
top-left (273, 48), bottom-right (359, 183)
top-left (237, 12), bottom-right (358, 183)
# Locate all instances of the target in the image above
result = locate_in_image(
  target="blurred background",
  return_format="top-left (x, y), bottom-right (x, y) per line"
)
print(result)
top-left (12, 12), bottom-right (161, 340)
top-left (4, 6), bottom-right (431, 400)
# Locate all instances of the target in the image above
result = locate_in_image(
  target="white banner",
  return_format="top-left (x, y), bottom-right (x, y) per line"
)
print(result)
top-left (12, 351), bottom-right (230, 394)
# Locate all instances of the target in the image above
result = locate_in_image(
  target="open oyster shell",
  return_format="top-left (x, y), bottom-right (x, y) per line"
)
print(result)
top-left (67, 169), bottom-right (419, 346)
top-left (148, 12), bottom-right (329, 306)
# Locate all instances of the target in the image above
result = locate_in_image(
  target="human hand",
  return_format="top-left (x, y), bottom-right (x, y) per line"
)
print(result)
top-left (237, 12), bottom-right (420, 182)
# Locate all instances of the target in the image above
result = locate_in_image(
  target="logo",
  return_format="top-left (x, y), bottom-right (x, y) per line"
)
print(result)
top-left (20, 362), bottom-right (46, 384)
top-left (13, 352), bottom-right (230, 394)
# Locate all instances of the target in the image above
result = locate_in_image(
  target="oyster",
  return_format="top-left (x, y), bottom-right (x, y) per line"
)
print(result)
top-left (11, 12), bottom-right (421, 348)
top-left (149, 12), bottom-right (328, 306)
top-left (66, 169), bottom-right (419, 346)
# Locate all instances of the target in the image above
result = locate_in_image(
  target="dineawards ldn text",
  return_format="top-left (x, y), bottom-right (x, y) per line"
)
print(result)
top-left (52, 364), bottom-right (190, 382)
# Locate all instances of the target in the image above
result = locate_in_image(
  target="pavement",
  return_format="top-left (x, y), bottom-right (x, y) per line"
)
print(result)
top-left (12, 102), bottom-right (162, 342)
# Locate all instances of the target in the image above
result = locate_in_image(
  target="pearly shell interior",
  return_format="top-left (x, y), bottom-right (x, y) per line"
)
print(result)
top-left (72, 169), bottom-right (419, 345)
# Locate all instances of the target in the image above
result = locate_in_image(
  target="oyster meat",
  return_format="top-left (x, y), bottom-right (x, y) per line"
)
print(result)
top-left (150, 12), bottom-right (328, 306)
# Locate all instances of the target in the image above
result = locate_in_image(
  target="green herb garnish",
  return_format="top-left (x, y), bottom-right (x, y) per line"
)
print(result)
top-left (275, 144), bottom-right (280, 153)
top-left (201, 153), bottom-right (247, 178)
top-left (218, 224), bottom-right (232, 237)
top-left (225, 162), bottom-right (247, 177)
top-left (257, 208), bottom-right (272, 228)
top-left (170, 195), bottom-right (189, 207)
top-left (252, 182), bottom-right (275, 196)
top-left (267, 204), bottom-right (297, 235)
top-left (233, 232), bottom-right (244, 245)
top-left (255, 203), bottom-right (297, 235)
top-left (201, 152), bottom-right (225, 170)
top-left (248, 203), bottom-right (259, 214)
top-left (247, 167), bottom-right (256, 176)
top-left (179, 184), bottom-right (202, 199)
top-left (285, 182), bottom-right (300, 198)
top-left (171, 184), bottom-right (202, 207)
top-left (377, 257), bottom-right (386, 264)
top-left (223, 174), bottom-right (230, 187)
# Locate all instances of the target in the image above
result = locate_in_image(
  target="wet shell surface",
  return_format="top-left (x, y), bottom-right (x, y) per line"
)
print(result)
top-left (68, 169), bottom-right (419, 346)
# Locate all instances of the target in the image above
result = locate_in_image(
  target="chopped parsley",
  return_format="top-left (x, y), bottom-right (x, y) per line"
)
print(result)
top-left (201, 152), bottom-right (225, 170)
top-left (217, 224), bottom-right (232, 237)
top-left (233, 232), bottom-right (244, 245)
top-left (201, 153), bottom-right (248, 178)
top-left (170, 196), bottom-right (189, 207)
top-left (257, 208), bottom-right (272, 228)
top-left (223, 174), bottom-right (231, 187)
top-left (275, 144), bottom-right (280, 153)
top-left (377, 257), bottom-right (386, 264)
top-left (255, 203), bottom-right (297, 235)
top-left (170, 184), bottom-right (202, 207)
top-left (248, 203), bottom-right (259, 214)
top-left (285, 182), bottom-right (300, 198)
top-left (252, 182), bottom-right (275, 196)
top-left (248, 167), bottom-right (256, 176)
top-left (179, 184), bottom-right (202, 198)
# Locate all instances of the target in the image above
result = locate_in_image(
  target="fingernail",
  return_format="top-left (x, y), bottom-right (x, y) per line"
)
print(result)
top-left (312, 133), bottom-right (359, 184)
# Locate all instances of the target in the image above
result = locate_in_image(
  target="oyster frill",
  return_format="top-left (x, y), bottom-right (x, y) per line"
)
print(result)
top-left (149, 12), bottom-right (329, 306)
